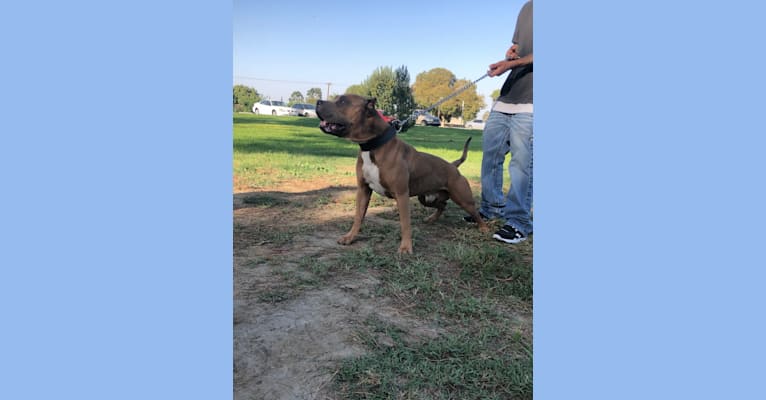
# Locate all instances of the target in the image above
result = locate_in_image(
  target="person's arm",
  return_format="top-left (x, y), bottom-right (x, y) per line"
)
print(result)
top-left (488, 44), bottom-right (533, 77)
top-left (488, 54), bottom-right (532, 77)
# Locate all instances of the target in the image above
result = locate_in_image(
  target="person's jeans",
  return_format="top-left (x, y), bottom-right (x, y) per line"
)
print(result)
top-left (480, 111), bottom-right (533, 235)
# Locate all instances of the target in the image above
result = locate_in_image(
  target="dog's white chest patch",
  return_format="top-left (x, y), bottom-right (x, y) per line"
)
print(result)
top-left (361, 152), bottom-right (386, 195)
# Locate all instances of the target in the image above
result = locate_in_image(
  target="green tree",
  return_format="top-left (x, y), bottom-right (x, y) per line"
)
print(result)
top-left (345, 84), bottom-right (369, 96)
top-left (392, 65), bottom-right (415, 120)
top-left (447, 78), bottom-right (486, 121)
top-left (365, 66), bottom-right (397, 115)
top-left (342, 65), bottom-right (414, 120)
top-left (306, 88), bottom-right (323, 103)
top-left (233, 84), bottom-right (261, 112)
top-left (491, 89), bottom-right (501, 101)
top-left (412, 68), bottom-right (484, 120)
top-left (412, 68), bottom-right (454, 120)
top-left (288, 91), bottom-right (304, 106)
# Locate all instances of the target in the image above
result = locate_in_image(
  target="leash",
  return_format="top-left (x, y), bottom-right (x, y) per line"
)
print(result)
top-left (391, 72), bottom-right (489, 133)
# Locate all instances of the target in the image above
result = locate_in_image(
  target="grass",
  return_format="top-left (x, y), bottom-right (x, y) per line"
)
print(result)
top-left (234, 113), bottom-right (531, 399)
top-left (337, 317), bottom-right (532, 400)
top-left (233, 113), bottom-right (483, 191)
top-left (309, 229), bottom-right (532, 399)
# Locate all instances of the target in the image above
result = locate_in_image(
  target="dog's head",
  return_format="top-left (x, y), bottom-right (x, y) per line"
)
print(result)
top-left (316, 94), bottom-right (388, 143)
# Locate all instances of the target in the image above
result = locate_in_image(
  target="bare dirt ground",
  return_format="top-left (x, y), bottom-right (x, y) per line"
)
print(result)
top-left (233, 179), bottom-right (531, 399)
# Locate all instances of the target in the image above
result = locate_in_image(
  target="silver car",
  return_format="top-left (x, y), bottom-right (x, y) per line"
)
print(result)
top-left (412, 110), bottom-right (440, 126)
top-left (292, 103), bottom-right (317, 118)
top-left (252, 100), bottom-right (298, 116)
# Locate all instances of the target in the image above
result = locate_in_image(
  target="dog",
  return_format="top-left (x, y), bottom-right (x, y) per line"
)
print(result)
top-left (316, 94), bottom-right (489, 254)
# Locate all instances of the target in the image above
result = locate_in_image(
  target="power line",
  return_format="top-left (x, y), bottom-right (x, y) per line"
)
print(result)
top-left (234, 75), bottom-right (353, 86)
top-left (234, 76), bottom-right (355, 100)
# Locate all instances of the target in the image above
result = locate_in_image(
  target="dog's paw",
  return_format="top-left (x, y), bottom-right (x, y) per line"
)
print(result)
top-left (338, 234), bottom-right (355, 245)
top-left (397, 242), bottom-right (413, 255)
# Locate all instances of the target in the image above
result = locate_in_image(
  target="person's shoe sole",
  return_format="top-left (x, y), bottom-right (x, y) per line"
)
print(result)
top-left (492, 233), bottom-right (527, 244)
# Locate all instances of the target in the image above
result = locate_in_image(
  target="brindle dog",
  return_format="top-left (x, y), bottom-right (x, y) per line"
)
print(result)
top-left (316, 94), bottom-right (489, 254)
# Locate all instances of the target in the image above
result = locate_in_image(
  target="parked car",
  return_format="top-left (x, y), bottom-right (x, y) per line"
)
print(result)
top-left (252, 100), bottom-right (297, 116)
top-left (292, 103), bottom-right (317, 117)
top-left (412, 110), bottom-right (440, 126)
top-left (465, 119), bottom-right (486, 130)
top-left (377, 109), bottom-right (395, 123)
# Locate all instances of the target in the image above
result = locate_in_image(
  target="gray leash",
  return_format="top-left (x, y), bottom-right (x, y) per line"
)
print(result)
top-left (393, 72), bottom-right (489, 133)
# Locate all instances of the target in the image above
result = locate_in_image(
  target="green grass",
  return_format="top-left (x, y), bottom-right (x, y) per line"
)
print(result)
top-left (233, 113), bottom-right (483, 190)
top-left (326, 231), bottom-right (533, 399)
top-left (234, 113), bottom-right (531, 399)
top-left (337, 317), bottom-right (532, 400)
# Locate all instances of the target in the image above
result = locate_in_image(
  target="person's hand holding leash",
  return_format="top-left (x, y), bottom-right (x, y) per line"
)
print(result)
top-left (488, 44), bottom-right (533, 77)
top-left (506, 44), bottom-right (520, 60)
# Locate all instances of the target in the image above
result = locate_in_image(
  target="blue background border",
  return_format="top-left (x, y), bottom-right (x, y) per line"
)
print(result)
top-left (1, 1), bottom-right (232, 398)
top-left (535, 1), bottom-right (766, 399)
top-left (2, 1), bottom-right (765, 399)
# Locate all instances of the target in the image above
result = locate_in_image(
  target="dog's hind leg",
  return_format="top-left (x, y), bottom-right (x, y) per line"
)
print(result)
top-left (424, 208), bottom-right (445, 223)
top-left (448, 178), bottom-right (490, 233)
top-left (418, 192), bottom-right (449, 223)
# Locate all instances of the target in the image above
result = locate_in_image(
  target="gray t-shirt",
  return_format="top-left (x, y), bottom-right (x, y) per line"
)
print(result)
top-left (496, 0), bottom-right (533, 108)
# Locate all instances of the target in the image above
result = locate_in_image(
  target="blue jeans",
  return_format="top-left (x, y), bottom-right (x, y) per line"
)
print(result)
top-left (480, 111), bottom-right (533, 235)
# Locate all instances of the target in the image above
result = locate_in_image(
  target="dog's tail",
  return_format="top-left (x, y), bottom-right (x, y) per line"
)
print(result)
top-left (452, 137), bottom-right (473, 168)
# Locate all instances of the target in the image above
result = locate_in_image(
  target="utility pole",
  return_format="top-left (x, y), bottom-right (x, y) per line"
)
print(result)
top-left (326, 82), bottom-right (331, 100)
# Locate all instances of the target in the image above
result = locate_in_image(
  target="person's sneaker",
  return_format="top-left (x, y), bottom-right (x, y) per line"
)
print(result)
top-left (493, 225), bottom-right (527, 244)
top-left (463, 212), bottom-right (491, 224)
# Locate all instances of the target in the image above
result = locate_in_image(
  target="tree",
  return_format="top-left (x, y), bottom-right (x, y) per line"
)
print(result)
top-left (365, 66), bottom-right (397, 115)
top-left (392, 65), bottom-right (415, 120)
top-left (288, 91), bottom-right (305, 106)
top-left (412, 68), bottom-right (485, 121)
top-left (306, 88), bottom-right (323, 103)
top-left (447, 78), bottom-right (486, 121)
top-left (491, 89), bottom-right (501, 101)
top-left (412, 68), bottom-right (454, 110)
top-left (233, 84), bottom-right (261, 112)
top-left (341, 66), bottom-right (414, 120)
top-left (345, 84), bottom-right (369, 96)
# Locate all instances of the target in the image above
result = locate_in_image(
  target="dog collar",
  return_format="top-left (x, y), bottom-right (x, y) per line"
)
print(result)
top-left (359, 126), bottom-right (397, 151)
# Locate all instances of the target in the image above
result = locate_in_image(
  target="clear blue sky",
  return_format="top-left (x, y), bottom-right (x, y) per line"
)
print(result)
top-left (234, 0), bottom-right (529, 113)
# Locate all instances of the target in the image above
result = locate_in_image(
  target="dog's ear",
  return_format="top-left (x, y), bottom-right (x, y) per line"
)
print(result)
top-left (366, 97), bottom-right (377, 116)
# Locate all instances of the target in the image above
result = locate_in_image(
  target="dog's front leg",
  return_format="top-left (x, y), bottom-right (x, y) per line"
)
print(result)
top-left (394, 192), bottom-right (413, 254)
top-left (338, 186), bottom-right (372, 245)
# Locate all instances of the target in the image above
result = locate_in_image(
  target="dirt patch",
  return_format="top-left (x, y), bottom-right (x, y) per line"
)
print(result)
top-left (234, 180), bottom-right (531, 399)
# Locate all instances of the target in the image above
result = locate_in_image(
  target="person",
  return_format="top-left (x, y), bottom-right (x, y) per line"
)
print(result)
top-left (466, 0), bottom-right (533, 244)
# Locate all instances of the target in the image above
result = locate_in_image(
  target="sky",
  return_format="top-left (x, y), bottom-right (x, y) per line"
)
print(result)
top-left (233, 0), bottom-right (529, 114)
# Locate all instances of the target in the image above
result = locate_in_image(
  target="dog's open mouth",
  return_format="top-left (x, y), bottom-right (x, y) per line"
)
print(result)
top-left (319, 120), bottom-right (346, 136)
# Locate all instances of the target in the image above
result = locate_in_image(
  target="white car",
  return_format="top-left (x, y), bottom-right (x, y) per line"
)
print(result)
top-left (252, 100), bottom-right (297, 116)
top-left (465, 119), bottom-right (486, 130)
top-left (292, 103), bottom-right (317, 118)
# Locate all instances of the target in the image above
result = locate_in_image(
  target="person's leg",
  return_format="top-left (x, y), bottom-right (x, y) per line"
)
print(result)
top-left (479, 111), bottom-right (512, 219)
top-left (503, 113), bottom-right (534, 235)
